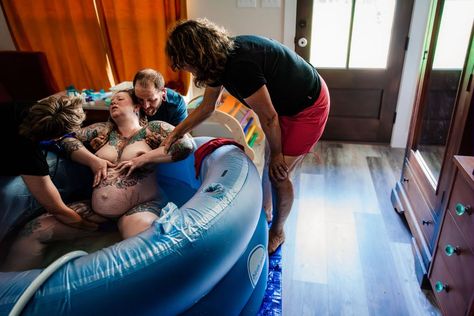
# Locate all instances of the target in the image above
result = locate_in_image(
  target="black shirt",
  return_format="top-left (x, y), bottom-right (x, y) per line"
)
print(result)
top-left (0, 101), bottom-right (49, 176)
top-left (212, 35), bottom-right (321, 117)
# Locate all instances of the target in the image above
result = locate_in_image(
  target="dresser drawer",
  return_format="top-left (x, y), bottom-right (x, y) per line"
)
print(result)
top-left (435, 212), bottom-right (474, 302)
top-left (402, 161), bottom-right (435, 244)
top-left (448, 172), bottom-right (474, 252)
top-left (430, 251), bottom-right (468, 315)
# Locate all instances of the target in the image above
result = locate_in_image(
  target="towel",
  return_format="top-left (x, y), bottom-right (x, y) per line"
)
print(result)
top-left (194, 138), bottom-right (244, 178)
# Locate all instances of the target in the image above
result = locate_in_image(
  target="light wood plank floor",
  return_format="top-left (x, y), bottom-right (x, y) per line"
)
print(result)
top-left (282, 141), bottom-right (441, 316)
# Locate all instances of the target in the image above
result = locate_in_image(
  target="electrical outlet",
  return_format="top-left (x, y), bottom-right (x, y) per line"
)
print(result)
top-left (237, 0), bottom-right (257, 8)
top-left (262, 0), bottom-right (281, 8)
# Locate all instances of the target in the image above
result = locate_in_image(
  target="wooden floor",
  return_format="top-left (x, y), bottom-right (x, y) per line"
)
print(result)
top-left (282, 141), bottom-right (441, 316)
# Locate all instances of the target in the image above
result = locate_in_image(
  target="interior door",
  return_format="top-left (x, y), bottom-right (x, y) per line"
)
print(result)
top-left (296, 0), bottom-right (414, 142)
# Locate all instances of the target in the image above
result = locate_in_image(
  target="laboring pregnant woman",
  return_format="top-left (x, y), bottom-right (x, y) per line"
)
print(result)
top-left (1, 90), bottom-right (194, 271)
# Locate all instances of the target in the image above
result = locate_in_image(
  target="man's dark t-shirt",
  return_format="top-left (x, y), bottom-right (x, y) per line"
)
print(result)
top-left (147, 88), bottom-right (187, 126)
top-left (211, 35), bottom-right (321, 117)
top-left (0, 101), bottom-right (49, 176)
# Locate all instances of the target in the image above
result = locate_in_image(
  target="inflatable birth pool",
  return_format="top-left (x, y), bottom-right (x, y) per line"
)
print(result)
top-left (0, 137), bottom-right (268, 315)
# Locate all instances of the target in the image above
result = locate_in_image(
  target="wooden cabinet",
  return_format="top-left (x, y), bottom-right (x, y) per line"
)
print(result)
top-left (429, 156), bottom-right (474, 315)
top-left (391, 0), bottom-right (474, 305)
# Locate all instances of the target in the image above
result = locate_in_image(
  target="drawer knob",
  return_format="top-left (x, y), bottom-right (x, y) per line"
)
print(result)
top-left (435, 281), bottom-right (449, 293)
top-left (422, 220), bottom-right (433, 226)
top-left (444, 244), bottom-right (460, 256)
top-left (455, 203), bottom-right (472, 216)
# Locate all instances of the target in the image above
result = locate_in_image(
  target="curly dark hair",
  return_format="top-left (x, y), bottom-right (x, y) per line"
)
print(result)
top-left (166, 18), bottom-right (235, 88)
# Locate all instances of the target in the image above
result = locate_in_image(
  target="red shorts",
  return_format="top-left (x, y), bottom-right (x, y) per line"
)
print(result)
top-left (279, 76), bottom-right (330, 156)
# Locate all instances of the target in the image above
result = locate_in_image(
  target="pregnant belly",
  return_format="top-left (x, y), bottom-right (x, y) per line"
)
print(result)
top-left (91, 170), bottom-right (159, 217)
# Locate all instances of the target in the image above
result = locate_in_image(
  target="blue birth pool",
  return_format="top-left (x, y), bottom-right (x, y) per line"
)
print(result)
top-left (0, 137), bottom-right (268, 316)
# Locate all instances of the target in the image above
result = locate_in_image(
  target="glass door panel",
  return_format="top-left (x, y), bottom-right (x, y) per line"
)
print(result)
top-left (310, 0), bottom-right (351, 68)
top-left (310, 0), bottom-right (397, 69)
top-left (416, 0), bottom-right (474, 183)
top-left (349, 0), bottom-right (396, 68)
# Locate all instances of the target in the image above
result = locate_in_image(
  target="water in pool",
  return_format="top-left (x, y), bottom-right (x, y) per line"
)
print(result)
top-left (40, 176), bottom-right (198, 267)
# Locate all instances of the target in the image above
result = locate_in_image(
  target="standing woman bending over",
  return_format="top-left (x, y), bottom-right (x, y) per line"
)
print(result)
top-left (163, 18), bottom-right (330, 254)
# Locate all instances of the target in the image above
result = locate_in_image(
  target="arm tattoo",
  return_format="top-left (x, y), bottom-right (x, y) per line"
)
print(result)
top-left (62, 138), bottom-right (85, 156)
top-left (170, 139), bottom-right (194, 161)
top-left (75, 123), bottom-right (104, 142)
top-left (146, 121), bottom-right (194, 161)
top-left (74, 122), bottom-right (113, 152)
top-left (147, 120), bottom-right (163, 134)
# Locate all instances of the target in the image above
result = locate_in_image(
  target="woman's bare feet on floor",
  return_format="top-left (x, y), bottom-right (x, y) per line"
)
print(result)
top-left (268, 229), bottom-right (285, 254)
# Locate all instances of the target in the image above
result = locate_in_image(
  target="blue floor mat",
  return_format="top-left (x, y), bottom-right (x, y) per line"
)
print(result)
top-left (257, 246), bottom-right (282, 315)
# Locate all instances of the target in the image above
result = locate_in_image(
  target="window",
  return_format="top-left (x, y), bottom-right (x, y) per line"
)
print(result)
top-left (310, 0), bottom-right (396, 69)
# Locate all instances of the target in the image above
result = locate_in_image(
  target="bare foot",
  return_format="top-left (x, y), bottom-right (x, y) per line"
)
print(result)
top-left (268, 229), bottom-right (285, 254)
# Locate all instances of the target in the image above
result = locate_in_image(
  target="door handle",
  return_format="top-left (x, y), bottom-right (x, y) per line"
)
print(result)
top-left (297, 37), bottom-right (308, 48)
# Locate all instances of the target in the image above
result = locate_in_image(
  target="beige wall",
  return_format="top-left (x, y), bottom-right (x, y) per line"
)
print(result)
top-left (187, 0), bottom-right (285, 42)
top-left (186, 0), bottom-right (294, 98)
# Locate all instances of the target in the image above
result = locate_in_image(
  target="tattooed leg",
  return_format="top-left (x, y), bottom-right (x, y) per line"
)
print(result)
top-left (117, 201), bottom-right (162, 239)
top-left (0, 201), bottom-right (106, 272)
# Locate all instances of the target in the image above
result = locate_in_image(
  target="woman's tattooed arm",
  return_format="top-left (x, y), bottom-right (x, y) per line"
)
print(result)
top-left (61, 137), bottom-right (85, 157)
top-left (61, 122), bottom-right (113, 155)
top-left (146, 121), bottom-right (194, 161)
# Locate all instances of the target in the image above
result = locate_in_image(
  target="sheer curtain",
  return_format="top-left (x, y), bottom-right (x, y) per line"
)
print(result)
top-left (1, 0), bottom-right (188, 93)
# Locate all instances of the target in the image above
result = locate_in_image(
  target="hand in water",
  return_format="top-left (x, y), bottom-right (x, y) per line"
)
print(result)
top-left (53, 210), bottom-right (98, 231)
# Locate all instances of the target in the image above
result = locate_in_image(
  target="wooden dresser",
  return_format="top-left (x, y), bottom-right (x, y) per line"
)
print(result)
top-left (429, 156), bottom-right (474, 315)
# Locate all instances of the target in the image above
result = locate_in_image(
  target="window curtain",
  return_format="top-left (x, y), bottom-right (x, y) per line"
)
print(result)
top-left (98, 0), bottom-right (189, 94)
top-left (1, 0), bottom-right (114, 91)
top-left (1, 0), bottom-right (188, 94)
